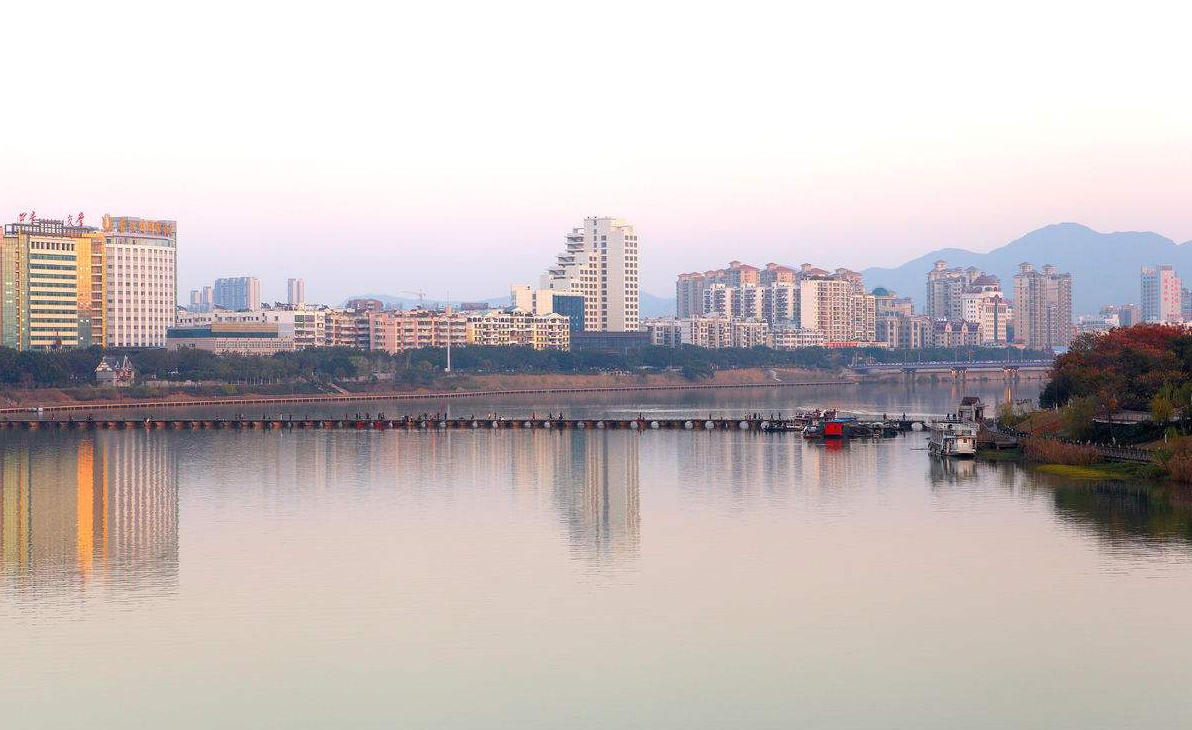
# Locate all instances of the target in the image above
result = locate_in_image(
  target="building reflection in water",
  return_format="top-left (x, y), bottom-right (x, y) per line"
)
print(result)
top-left (0, 432), bottom-right (178, 594)
top-left (246, 429), bottom-right (643, 567)
top-left (673, 432), bottom-right (882, 503)
top-left (549, 432), bottom-right (641, 564)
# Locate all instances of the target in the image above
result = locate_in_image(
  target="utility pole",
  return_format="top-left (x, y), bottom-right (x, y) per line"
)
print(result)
top-left (445, 290), bottom-right (452, 373)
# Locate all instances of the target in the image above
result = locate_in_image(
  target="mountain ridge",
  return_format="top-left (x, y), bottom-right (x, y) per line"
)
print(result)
top-left (861, 222), bottom-right (1192, 312)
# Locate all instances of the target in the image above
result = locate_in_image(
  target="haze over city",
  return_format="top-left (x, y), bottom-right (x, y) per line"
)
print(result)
top-left (4, 0), bottom-right (1191, 303)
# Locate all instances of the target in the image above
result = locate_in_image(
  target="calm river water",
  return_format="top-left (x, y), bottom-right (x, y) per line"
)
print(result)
top-left (3, 380), bottom-right (1191, 729)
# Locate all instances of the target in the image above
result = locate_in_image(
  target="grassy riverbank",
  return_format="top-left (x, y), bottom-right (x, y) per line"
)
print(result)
top-left (978, 445), bottom-right (1162, 481)
top-left (1034, 462), bottom-right (1160, 480)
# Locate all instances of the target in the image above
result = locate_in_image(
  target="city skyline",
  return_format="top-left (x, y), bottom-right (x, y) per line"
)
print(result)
top-left (4, 3), bottom-right (1190, 304)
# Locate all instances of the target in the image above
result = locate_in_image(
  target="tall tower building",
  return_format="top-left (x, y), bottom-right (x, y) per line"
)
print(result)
top-left (540, 217), bottom-right (639, 332)
top-left (925, 261), bottom-right (980, 321)
top-left (1, 217), bottom-right (104, 350)
top-left (1013, 263), bottom-right (1072, 350)
top-left (287, 278), bottom-right (305, 306)
top-left (214, 276), bottom-right (260, 311)
top-left (1140, 265), bottom-right (1182, 323)
top-left (102, 215), bottom-right (177, 348)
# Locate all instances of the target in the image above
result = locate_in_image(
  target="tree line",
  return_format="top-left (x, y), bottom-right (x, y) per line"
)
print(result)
top-left (0, 343), bottom-right (1047, 389)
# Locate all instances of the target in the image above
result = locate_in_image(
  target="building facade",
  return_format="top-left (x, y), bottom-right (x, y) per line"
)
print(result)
top-left (465, 311), bottom-right (571, 350)
top-left (367, 309), bottom-right (467, 354)
top-left (1013, 263), bottom-right (1073, 350)
top-left (287, 278), bottom-right (305, 306)
top-left (925, 261), bottom-right (980, 321)
top-left (167, 322), bottom-right (293, 354)
top-left (1141, 265), bottom-right (1182, 323)
top-left (213, 276), bottom-right (260, 311)
top-left (540, 217), bottom-right (639, 332)
top-left (102, 215), bottom-right (177, 348)
top-left (1, 218), bottom-right (104, 350)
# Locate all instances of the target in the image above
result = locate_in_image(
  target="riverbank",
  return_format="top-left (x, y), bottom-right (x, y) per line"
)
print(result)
top-left (977, 445), bottom-right (1162, 480)
top-left (0, 368), bottom-right (851, 413)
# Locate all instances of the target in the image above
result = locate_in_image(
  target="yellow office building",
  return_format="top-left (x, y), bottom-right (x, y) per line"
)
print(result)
top-left (1, 218), bottom-right (105, 350)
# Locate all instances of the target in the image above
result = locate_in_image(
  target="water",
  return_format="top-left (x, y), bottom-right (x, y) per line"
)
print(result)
top-left (3, 382), bottom-right (1191, 729)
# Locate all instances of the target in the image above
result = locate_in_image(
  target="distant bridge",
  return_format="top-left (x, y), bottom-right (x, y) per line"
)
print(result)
top-left (849, 359), bottom-right (1053, 375)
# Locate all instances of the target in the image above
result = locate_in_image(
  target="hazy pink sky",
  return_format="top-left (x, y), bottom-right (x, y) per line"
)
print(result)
top-left (4, 1), bottom-right (1190, 303)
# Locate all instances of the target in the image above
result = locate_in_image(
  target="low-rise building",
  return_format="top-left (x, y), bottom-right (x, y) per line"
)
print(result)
top-left (95, 355), bottom-right (136, 387)
top-left (166, 322), bottom-right (294, 355)
top-left (367, 309), bottom-right (467, 354)
top-left (465, 310), bottom-right (571, 350)
top-left (771, 327), bottom-right (826, 350)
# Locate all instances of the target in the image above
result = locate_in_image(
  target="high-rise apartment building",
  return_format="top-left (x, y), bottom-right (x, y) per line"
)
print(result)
top-left (1013, 263), bottom-right (1072, 350)
top-left (102, 215), bottom-right (177, 348)
top-left (1, 217), bottom-right (104, 350)
top-left (926, 261), bottom-right (980, 320)
top-left (287, 278), bottom-right (305, 306)
top-left (796, 276), bottom-right (854, 342)
top-left (1140, 265), bottom-right (1182, 323)
top-left (213, 276), bottom-right (260, 311)
top-left (188, 287), bottom-right (214, 312)
top-left (540, 217), bottom-right (639, 332)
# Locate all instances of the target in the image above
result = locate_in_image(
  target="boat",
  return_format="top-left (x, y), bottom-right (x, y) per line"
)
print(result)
top-left (927, 419), bottom-right (977, 457)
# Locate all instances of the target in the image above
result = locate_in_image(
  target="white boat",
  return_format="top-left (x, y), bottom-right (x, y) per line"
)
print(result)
top-left (928, 420), bottom-right (977, 457)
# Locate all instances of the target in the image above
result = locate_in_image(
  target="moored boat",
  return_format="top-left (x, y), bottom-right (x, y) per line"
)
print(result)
top-left (927, 420), bottom-right (977, 457)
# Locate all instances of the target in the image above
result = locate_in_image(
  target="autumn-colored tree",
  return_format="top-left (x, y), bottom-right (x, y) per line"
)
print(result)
top-left (1040, 324), bottom-right (1190, 410)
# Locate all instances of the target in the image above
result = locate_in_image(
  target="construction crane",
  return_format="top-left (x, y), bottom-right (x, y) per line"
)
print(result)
top-left (401, 290), bottom-right (426, 309)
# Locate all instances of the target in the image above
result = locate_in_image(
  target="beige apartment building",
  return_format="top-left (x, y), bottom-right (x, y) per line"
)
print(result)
top-left (1013, 263), bottom-right (1072, 350)
top-left (466, 310), bottom-right (570, 350)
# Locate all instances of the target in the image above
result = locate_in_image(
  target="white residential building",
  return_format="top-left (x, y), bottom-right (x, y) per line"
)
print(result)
top-left (176, 304), bottom-right (328, 348)
top-left (540, 216), bottom-right (639, 332)
top-left (771, 327), bottom-right (827, 349)
top-left (103, 216), bottom-right (178, 348)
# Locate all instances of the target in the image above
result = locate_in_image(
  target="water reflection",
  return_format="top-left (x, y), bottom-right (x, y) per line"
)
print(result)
top-left (0, 432), bottom-right (178, 596)
top-left (928, 454), bottom-right (977, 484)
top-left (550, 433), bottom-right (640, 563)
top-left (1043, 477), bottom-right (1192, 547)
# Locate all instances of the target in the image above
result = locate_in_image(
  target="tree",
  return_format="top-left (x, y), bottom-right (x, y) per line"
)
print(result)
top-left (1150, 389), bottom-right (1175, 424)
top-left (1062, 396), bottom-right (1099, 440)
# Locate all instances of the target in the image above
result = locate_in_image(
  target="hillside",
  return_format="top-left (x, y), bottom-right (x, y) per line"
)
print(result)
top-left (862, 223), bottom-right (1190, 313)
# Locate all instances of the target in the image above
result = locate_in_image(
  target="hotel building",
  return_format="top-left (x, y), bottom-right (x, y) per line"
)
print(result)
top-left (102, 215), bottom-right (178, 348)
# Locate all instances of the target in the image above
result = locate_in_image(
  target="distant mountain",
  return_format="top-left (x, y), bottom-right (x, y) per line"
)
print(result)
top-left (861, 223), bottom-right (1192, 313)
top-left (640, 291), bottom-right (676, 318)
top-left (345, 291), bottom-right (678, 317)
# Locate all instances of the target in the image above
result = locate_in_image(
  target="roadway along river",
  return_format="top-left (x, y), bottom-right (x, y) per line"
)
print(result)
top-left (2, 380), bottom-right (1190, 729)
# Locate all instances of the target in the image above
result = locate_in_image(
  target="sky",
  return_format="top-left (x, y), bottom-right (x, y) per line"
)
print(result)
top-left (3, 0), bottom-right (1190, 304)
